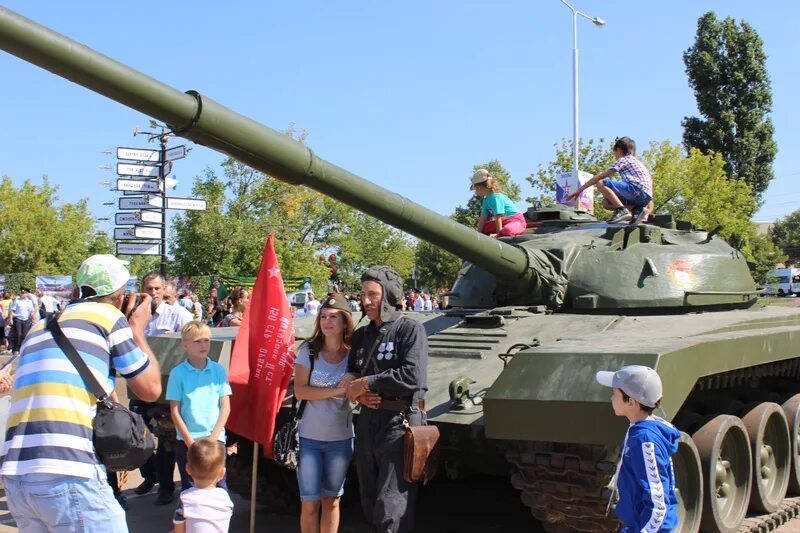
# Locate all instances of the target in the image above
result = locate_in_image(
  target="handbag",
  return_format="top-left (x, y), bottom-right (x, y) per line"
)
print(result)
top-left (273, 348), bottom-right (316, 470)
top-left (46, 315), bottom-right (155, 472)
top-left (403, 423), bottom-right (440, 484)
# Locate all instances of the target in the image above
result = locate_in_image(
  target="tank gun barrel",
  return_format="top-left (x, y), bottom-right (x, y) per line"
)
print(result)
top-left (0, 7), bottom-right (529, 282)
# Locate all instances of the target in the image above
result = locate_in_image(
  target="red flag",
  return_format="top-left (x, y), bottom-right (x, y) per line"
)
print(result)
top-left (226, 234), bottom-right (295, 456)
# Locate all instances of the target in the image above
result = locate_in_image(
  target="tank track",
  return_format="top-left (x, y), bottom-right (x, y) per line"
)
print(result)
top-left (508, 441), bottom-right (800, 533)
top-left (739, 498), bottom-right (800, 532)
top-left (506, 441), bottom-right (618, 533)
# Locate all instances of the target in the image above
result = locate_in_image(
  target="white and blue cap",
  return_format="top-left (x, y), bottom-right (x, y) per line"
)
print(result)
top-left (596, 365), bottom-right (663, 408)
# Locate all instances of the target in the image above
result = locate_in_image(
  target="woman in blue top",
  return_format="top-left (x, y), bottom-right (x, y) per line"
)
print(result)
top-left (470, 169), bottom-right (527, 237)
top-left (293, 293), bottom-right (355, 533)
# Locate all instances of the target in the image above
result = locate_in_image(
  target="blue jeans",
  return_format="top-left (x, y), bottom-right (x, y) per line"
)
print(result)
top-left (297, 437), bottom-right (354, 501)
top-left (603, 179), bottom-right (651, 207)
top-left (3, 466), bottom-right (127, 532)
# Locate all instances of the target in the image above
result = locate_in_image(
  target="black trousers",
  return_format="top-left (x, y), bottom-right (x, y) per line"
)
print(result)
top-left (355, 409), bottom-right (422, 533)
top-left (130, 400), bottom-right (176, 495)
top-left (12, 319), bottom-right (31, 353)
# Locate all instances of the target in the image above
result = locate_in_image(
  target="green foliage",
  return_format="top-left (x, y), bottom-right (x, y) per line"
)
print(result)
top-left (126, 257), bottom-right (161, 281)
top-left (526, 138), bottom-right (614, 208)
top-left (416, 160), bottom-right (523, 291)
top-left (769, 210), bottom-right (800, 263)
top-left (2, 272), bottom-right (36, 293)
top-left (682, 12), bottom-right (776, 205)
top-left (414, 241), bottom-right (460, 291)
top-left (335, 212), bottom-right (415, 291)
top-left (171, 129), bottom-right (415, 293)
top-left (0, 176), bottom-right (103, 275)
top-left (641, 143), bottom-right (756, 242)
top-left (742, 230), bottom-right (786, 284)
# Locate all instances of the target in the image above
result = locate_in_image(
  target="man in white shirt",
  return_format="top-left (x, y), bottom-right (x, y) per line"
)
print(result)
top-left (413, 292), bottom-right (425, 311)
top-left (304, 292), bottom-right (321, 315)
top-left (164, 282), bottom-right (193, 326)
top-left (143, 274), bottom-right (187, 336)
top-left (37, 290), bottom-right (59, 321)
top-left (136, 272), bottom-right (181, 505)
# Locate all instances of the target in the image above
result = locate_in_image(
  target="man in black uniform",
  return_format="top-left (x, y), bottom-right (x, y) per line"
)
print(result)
top-left (346, 266), bottom-right (428, 533)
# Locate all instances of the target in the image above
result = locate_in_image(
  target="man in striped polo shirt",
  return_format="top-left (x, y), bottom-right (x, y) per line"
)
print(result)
top-left (0, 254), bottom-right (162, 532)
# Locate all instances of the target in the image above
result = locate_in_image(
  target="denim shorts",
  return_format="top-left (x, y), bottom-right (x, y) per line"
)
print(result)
top-left (297, 437), bottom-right (354, 501)
top-left (603, 179), bottom-right (651, 207)
top-left (2, 466), bottom-right (128, 532)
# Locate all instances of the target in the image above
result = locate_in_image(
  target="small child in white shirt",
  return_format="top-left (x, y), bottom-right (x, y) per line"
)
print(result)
top-left (172, 438), bottom-right (234, 533)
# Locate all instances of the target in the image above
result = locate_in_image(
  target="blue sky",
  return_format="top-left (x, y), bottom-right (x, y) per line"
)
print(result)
top-left (1, 1), bottom-right (798, 240)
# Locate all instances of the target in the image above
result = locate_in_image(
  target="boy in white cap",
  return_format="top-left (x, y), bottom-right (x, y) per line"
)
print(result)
top-left (595, 365), bottom-right (679, 532)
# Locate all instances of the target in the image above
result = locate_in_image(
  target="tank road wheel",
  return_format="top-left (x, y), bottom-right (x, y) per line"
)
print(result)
top-left (741, 402), bottom-right (791, 513)
top-left (673, 432), bottom-right (703, 533)
top-left (781, 394), bottom-right (800, 495)
top-left (692, 415), bottom-right (751, 533)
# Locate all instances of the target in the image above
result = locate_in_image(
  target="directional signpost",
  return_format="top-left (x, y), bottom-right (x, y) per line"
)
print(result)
top-left (112, 136), bottom-right (204, 276)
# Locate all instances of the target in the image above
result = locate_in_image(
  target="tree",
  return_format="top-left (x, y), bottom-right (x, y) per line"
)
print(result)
top-left (334, 212), bottom-right (416, 290)
top-left (769, 210), bottom-right (800, 263)
top-left (0, 176), bottom-right (101, 274)
top-left (746, 232), bottom-right (786, 284)
top-left (682, 12), bottom-right (776, 205)
top-left (416, 160), bottom-right (522, 291)
top-left (171, 148), bottom-right (417, 293)
top-left (526, 138), bottom-right (614, 208)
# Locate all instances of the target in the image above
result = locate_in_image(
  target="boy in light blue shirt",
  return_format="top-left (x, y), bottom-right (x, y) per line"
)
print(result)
top-left (167, 320), bottom-right (232, 491)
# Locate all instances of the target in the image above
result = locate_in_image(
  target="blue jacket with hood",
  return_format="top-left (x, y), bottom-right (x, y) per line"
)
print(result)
top-left (615, 417), bottom-right (680, 532)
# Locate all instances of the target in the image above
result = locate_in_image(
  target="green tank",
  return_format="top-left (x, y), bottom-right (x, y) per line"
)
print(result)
top-left (3, 8), bottom-right (800, 532)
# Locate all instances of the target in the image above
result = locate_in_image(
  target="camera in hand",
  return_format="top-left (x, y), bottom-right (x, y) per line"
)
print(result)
top-left (122, 293), bottom-right (142, 319)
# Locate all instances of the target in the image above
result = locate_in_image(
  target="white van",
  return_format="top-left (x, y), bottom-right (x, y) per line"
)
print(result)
top-left (763, 268), bottom-right (800, 297)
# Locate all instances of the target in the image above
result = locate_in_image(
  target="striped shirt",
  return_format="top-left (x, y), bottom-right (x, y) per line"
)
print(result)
top-left (0, 302), bottom-right (149, 478)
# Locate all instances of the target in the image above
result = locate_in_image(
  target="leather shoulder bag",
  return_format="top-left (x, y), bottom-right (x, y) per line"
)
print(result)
top-left (47, 315), bottom-right (155, 472)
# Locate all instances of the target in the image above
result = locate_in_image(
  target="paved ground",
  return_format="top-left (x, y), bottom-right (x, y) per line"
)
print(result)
top-left (0, 467), bottom-right (536, 533)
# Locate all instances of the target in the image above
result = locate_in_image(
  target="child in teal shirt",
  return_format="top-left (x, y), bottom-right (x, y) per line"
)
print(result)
top-left (470, 169), bottom-right (527, 237)
top-left (167, 320), bottom-right (232, 491)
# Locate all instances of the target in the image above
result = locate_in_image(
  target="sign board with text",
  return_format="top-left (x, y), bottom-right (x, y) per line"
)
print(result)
top-left (115, 211), bottom-right (163, 225)
top-left (117, 179), bottom-right (159, 193)
top-left (166, 197), bottom-right (207, 211)
top-left (117, 147), bottom-right (159, 162)
top-left (165, 145), bottom-right (187, 161)
top-left (116, 242), bottom-right (160, 256)
top-left (133, 226), bottom-right (161, 239)
top-left (118, 195), bottom-right (162, 210)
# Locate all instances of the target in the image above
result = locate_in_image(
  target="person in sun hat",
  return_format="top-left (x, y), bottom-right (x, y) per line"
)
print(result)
top-left (595, 365), bottom-right (680, 532)
top-left (0, 254), bottom-right (163, 532)
top-left (470, 168), bottom-right (527, 238)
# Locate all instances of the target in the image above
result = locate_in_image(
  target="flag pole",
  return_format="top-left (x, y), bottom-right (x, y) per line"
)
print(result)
top-left (250, 443), bottom-right (258, 533)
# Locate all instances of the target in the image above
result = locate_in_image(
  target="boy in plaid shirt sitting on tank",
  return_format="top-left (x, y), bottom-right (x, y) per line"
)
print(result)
top-left (568, 136), bottom-right (653, 225)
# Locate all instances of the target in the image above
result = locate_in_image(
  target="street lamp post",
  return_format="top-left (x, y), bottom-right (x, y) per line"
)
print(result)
top-left (560, 0), bottom-right (605, 178)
